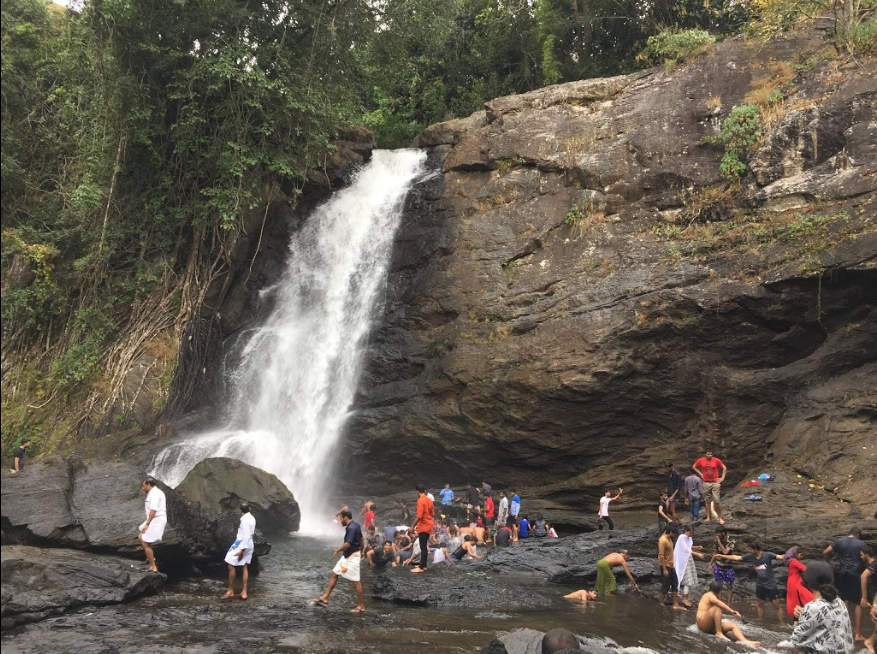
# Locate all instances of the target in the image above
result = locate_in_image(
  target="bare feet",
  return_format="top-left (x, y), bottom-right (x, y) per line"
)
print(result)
top-left (741, 641), bottom-right (761, 648)
top-left (221, 591), bottom-right (236, 599)
top-left (148, 567), bottom-right (159, 573)
top-left (855, 634), bottom-right (866, 642)
top-left (239, 592), bottom-right (248, 600)
top-left (350, 606), bottom-right (366, 613)
top-left (411, 567), bottom-right (426, 573)
top-left (672, 604), bottom-right (688, 611)
top-left (311, 598), bottom-right (328, 607)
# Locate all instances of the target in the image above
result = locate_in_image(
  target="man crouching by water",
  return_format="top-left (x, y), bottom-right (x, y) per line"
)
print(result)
top-left (222, 503), bottom-right (256, 600)
top-left (312, 510), bottom-right (366, 613)
top-left (697, 581), bottom-right (761, 648)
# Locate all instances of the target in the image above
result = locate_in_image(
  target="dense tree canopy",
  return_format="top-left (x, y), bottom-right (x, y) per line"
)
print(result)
top-left (4, 0), bottom-right (868, 448)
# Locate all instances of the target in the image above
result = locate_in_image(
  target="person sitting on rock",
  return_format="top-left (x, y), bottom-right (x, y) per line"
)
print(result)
top-left (696, 581), bottom-right (761, 648)
top-left (494, 524), bottom-right (513, 547)
top-left (532, 514), bottom-right (549, 538)
top-left (450, 534), bottom-right (481, 562)
top-left (364, 525), bottom-right (380, 553)
top-left (367, 540), bottom-right (396, 568)
top-left (563, 589), bottom-right (597, 603)
top-left (518, 515), bottom-right (531, 538)
top-left (393, 529), bottom-right (413, 565)
top-left (595, 550), bottom-right (639, 595)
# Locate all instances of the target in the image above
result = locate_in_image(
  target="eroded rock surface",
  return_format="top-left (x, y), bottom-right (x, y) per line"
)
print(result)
top-left (0, 459), bottom-right (269, 570)
top-left (176, 457), bottom-right (300, 534)
top-left (345, 27), bottom-right (876, 534)
top-left (0, 545), bottom-right (165, 628)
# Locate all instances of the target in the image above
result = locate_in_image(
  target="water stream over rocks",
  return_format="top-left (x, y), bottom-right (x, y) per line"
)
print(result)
top-left (2, 534), bottom-right (795, 653)
top-left (151, 150), bottom-right (428, 532)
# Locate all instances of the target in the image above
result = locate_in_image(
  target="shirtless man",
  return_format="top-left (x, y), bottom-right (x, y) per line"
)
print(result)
top-left (564, 589), bottom-right (598, 602)
top-left (697, 581), bottom-right (761, 648)
top-left (595, 551), bottom-right (640, 595)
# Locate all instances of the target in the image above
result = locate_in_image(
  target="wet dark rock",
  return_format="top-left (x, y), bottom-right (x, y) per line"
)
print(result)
top-left (370, 564), bottom-right (554, 608)
top-left (471, 530), bottom-right (659, 586)
top-left (176, 457), bottom-right (300, 534)
top-left (0, 545), bottom-right (165, 628)
top-left (0, 459), bottom-right (269, 571)
top-left (496, 627), bottom-right (630, 654)
top-left (342, 26), bottom-right (876, 545)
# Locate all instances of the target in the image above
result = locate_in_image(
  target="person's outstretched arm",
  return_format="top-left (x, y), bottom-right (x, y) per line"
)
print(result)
top-left (710, 594), bottom-right (741, 617)
top-left (612, 488), bottom-right (624, 500)
top-left (621, 561), bottom-right (640, 590)
top-left (861, 567), bottom-right (873, 607)
top-left (823, 545), bottom-right (834, 561)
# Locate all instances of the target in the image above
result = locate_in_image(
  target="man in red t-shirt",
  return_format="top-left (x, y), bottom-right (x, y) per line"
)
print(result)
top-left (484, 495), bottom-right (495, 527)
top-left (411, 486), bottom-right (434, 573)
top-left (692, 450), bottom-right (727, 525)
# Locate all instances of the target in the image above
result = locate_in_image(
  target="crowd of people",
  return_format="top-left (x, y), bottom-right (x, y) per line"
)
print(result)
top-left (573, 449), bottom-right (877, 652)
top-left (90, 460), bottom-right (877, 650)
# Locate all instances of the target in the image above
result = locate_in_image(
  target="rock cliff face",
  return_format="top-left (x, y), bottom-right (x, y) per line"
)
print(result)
top-left (343, 28), bottom-right (876, 519)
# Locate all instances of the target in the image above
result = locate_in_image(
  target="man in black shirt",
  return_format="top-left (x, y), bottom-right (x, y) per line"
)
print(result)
top-left (367, 541), bottom-right (396, 569)
top-left (312, 510), bottom-right (366, 613)
top-left (10, 439), bottom-right (31, 474)
top-left (824, 527), bottom-right (866, 640)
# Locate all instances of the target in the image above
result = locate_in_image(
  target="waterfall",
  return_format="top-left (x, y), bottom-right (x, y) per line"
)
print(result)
top-left (151, 149), bottom-right (427, 532)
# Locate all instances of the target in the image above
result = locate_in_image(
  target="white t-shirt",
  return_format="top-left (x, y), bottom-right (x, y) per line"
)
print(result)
top-left (233, 512), bottom-right (256, 552)
top-left (426, 492), bottom-right (435, 502)
top-left (145, 487), bottom-right (167, 519)
top-left (599, 496), bottom-right (611, 517)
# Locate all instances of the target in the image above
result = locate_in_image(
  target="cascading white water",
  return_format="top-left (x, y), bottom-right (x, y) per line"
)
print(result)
top-left (151, 149), bottom-right (427, 532)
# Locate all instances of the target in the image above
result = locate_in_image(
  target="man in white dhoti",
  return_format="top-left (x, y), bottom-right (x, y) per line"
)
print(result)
top-left (138, 477), bottom-right (167, 572)
top-left (223, 503), bottom-right (256, 600)
top-left (674, 523), bottom-right (706, 608)
top-left (312, 510), bottom-right (366, 613)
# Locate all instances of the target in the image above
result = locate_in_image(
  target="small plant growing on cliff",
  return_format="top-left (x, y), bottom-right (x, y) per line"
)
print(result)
top-left (565, 204), bottom-right (584, 225)
top-left (637, 29), bottom-right (716, 69)
top-left (717, 104), bottom-right (762, 180)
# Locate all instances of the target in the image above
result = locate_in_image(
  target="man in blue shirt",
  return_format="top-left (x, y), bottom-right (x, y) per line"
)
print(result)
top-left (439, 483), bottom-right (455, 506)
top-left (312, 510), bottom-right (365, 613)
top-left (519, 516), bottom-right (531, 538)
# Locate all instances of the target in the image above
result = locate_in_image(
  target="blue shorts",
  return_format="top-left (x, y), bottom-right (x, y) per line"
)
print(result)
top-left (714, 567), bottom-right (735, 585)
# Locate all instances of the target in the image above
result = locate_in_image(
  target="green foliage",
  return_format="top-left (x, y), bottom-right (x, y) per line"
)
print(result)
top-left (565, 204), bottom-right (584, 225)
top-left (766, 89), bottom-right (784, 105)
top-left (637, 29), bottom-right (716, 67)
top-left (716, 104), bottom-right (762, 180)
top-left (50, 306), bottom-right (116, 389)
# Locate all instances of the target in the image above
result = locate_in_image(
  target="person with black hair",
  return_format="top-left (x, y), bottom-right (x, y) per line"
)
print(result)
top-left (659, 525), bottom-right (686, 610)
top-left (791, 561), bottom-right (854, 653)
top-left (665, 463), bottom-right (682, 520)
top-left (9, 438), bottom-right (30, 473)
top-left (222, 503), bottom-right (256, 599)
top-left (597, 488), bottom-right (622, 530)
top-left (138, 477), bottom-right (167, 573)
top-left (716, 541), bottom-right (785, 622)
top-left (824, 527), bottom-right (866, 641)
top-left (411, 485), bottom-right (434, 573)
top-left (312, 509), bottom-right (365, 613)
top-left (696, 580), bottom-right (761, 647)
top-left (541, 627), bottom-right (580, 653)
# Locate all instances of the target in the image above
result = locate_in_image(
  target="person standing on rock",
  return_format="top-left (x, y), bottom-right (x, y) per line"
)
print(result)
top-left (439, 483), bottom-right (455, 507)
top-left (223, 503), bottom-right (256, 600)
top-left (716, 541), bottom-right (785, 623)
top-left (692, 450), bottom-right (726, 525)
top-left (138, 476), bottom-right (167, 573)
top-left (595, 551), bottom-right (640, 595)
top-left (659, 526), bottom-right (686, 610)
top-left (666, 463), bottom-right (683, 520)
top-left (674, 523), bottom-right (706, 608)
top-left (684, 470), bottom-right (703, 522)
top-left (9, 438), bottom-right (31, 474)
top-left (484, 493), bottom-right (495, 529)
top-left (312, 509), bottom-right (365, 613)
top-left (598, 488), bottom-right (623, 530)
top-left (824, 527), bottom-right (867, 642)
top-left (411, 485), bottom-right (434, 574)
top-left (497, 491), bottom-right (509, 528)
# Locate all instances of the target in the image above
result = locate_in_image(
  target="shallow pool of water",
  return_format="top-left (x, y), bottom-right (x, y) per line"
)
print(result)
top-left (2, 534), bottom-right (795, 653)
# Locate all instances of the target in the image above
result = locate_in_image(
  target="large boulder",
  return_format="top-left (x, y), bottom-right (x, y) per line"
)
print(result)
top-left (0, 545), bottom-right (165, 628)
top-left (0, 458), bottom-right (269, 571)
top-left (175, 457), bottom-right (300, 534)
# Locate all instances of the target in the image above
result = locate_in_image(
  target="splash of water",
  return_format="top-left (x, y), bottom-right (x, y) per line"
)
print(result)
top-left (152, 149), bottom-right (427, 533)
